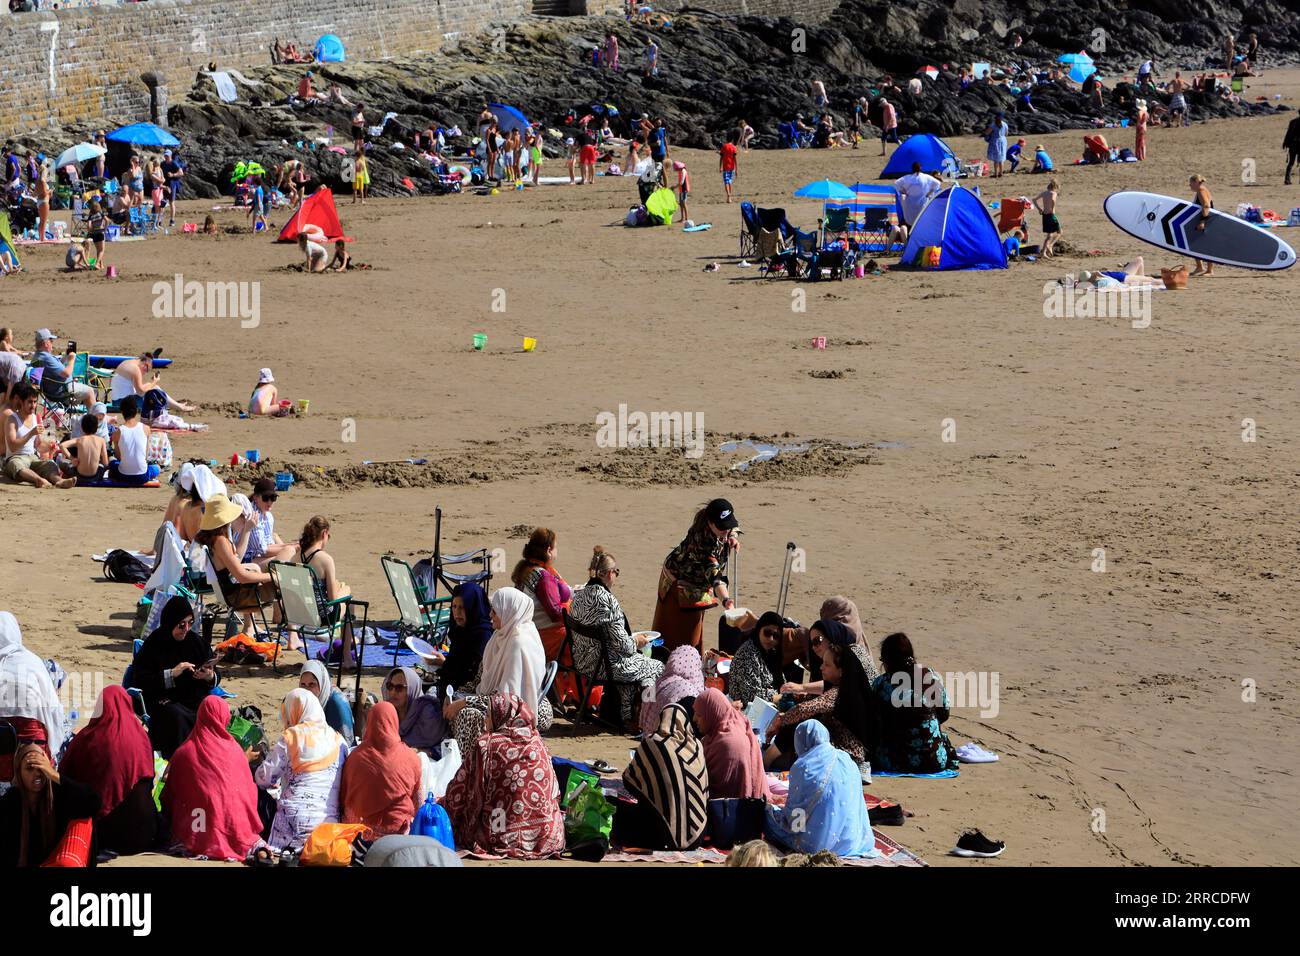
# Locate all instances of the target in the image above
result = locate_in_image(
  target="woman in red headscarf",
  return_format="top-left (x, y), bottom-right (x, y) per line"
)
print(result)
top-left (442, 693), bottom-right (564, 859)
top-left (59, 686), bottom-right (159, 856)
top-left (162, 696), bottom-right (263, 861)
top-left (340, 701), bottom-right (423, 837)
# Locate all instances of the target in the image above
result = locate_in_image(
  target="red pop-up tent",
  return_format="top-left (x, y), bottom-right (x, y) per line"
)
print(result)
top-left (275, 187), bottom-right (353, 242)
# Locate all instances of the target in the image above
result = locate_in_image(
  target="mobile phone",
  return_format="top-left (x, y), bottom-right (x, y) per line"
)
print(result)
top-left (67, 340), bottom-right (77, 353)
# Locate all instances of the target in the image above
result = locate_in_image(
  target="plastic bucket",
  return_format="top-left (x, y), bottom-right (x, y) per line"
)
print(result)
top-left (296, 399), bottom-right (309, 415)
top-left (473, 333), bottom-right (487, 351)
top-left (245, 449), bottom-right (261, 464)
top-left (274, 472), bottom-right (295, 491)
top-left (522, 337), bottom-right (537, 352)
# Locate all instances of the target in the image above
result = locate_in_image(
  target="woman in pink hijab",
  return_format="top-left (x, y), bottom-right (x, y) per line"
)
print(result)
top-left (692, 688), bottom-right (769, 800)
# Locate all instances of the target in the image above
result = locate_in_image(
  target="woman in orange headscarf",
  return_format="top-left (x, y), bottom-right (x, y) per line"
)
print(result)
top-left (254, 688), bottom-right (347, 851)
top-left (340, 702), bottom-right (423, 837)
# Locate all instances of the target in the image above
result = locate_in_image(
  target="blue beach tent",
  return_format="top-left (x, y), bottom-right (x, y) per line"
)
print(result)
top-left (489, 103), bottom-right (533, 138)
top-left (880, 133), bottom-right (959, 179)
top-left (900, 185), bottom-right (1007, 270)
top-left (315, 34), bottom-right (346, 62)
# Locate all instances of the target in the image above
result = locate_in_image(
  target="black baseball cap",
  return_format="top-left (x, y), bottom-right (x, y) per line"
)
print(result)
top-left (707, 498), bottom-right (739, 530)
top-left (252, 477), bottom-right (278, 497)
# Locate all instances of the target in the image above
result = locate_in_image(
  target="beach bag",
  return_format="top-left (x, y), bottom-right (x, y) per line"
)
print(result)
top-left (301, 822), bottom-right (371, 866)
top-left (705, 797), bottom-right (766, 849)
top-left (146, 431), bottom-right (173, 469)
top-left (411, 794), bottom-right (455, 850)
top-left (563, 769), bottom-right (614, 850)
top-left (40, 818), bottom-right (94, 867)
top-left (104, 549), bottom-right (150, 585)
top-left (1160, 265), bottom-right (1188, 290)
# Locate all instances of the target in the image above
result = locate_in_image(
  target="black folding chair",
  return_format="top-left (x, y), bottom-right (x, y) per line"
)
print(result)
top-left (561, 607), bottom-right (626, 732)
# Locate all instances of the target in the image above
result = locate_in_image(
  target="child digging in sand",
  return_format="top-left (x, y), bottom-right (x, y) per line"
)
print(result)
top-left (1034, 179), bottom-right (1061, 258)
top-left (298, 232), bottom-right (328, 273)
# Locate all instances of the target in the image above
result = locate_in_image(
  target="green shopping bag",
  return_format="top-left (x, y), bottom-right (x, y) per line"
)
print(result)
top-left (563, 769), bottom-right (614, 845)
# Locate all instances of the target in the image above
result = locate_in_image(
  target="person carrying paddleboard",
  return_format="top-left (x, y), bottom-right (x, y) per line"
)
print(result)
top-left (1189, 174), bottom-right (1214, 277)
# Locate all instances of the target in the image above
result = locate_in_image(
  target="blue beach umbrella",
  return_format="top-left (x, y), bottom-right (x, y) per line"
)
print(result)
top-left (105, 122), bottom-right (181, 148)
top-left (794, 179), bottom-right (857, 201)
top-left (795, 180), bottom-right (857, 245)
top-left (1059, 52), bottom-right (1097, 84)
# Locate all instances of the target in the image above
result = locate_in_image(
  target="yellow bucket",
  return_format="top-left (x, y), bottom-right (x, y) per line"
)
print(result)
top-left (297, 399), bottom-right (310, 415)
top-left (522, 337), bottom-right (537, 352)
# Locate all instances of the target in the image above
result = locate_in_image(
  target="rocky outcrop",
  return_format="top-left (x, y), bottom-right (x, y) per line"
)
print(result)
top-left (14, 2), bottom-right (1290, 198)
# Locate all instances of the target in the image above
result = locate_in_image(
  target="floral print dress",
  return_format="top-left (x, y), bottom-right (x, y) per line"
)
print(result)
top-left (870, 668), bottom-right (959, 774)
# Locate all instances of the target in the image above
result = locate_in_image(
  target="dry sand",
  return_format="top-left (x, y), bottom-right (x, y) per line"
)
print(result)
top-left (5, 70), bottom-right (1299, 868)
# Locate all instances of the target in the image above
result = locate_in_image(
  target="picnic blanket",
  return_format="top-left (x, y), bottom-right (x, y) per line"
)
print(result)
top-left (304, 625), bottom-right (419, 668)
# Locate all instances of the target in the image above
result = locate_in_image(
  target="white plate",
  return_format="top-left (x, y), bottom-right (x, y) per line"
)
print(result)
top-left (632, 630), bottom-right (661, 642)
top-left (722, 607), bottom-right (752, 624)
top-left (405, 636), bottom-right (441, 663)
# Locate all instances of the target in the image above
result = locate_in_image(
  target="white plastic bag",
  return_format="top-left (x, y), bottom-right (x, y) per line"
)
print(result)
top-left (419, 738), bottom-right (462, 802)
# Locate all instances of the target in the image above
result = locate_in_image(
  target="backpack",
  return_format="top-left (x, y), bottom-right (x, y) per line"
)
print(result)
top-left (103, 549), bottom-right (150, 584)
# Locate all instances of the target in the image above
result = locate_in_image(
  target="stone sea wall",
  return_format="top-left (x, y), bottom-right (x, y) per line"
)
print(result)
top-left (0, 0), bottom-right (838, 133)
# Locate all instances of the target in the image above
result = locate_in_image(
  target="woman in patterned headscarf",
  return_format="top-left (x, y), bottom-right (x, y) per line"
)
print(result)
top-left (639, 645), bottom-right (704, 736)
top-left (619, 702), bottom-right (709, 850)
top-left (254, 688), bottom-right (348, 851)
top-left (442, 693), bottom-right (564, 859)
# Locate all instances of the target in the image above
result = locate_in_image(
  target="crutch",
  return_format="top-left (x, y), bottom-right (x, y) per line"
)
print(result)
top-left (776, 541), bottom-right (797, 618)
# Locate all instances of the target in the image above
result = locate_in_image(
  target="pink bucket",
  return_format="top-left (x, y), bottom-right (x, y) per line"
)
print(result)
top-left (105, 265), bottom-right (118, 278)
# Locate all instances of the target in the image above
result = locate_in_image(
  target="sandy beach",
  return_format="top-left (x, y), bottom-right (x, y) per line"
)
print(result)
top-left (4, 68), bottom-right (1298, 869)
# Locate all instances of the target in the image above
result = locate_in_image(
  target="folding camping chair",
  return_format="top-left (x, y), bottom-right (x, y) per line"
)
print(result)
top-left (202, 544), bottom-right (278, 652)
top-left (858, 207), bottom-right (893, 252)
top-left (811, 245), bottom-right (848, 281)
top-left (757, 227), bottom-right (792, 279)
top-left (381, 554), bottom-right (451, 668)
top-left (822, 207), bottom-right (854, 244)
top-left (425, 507), bottom-right (492, 607)
top-left (560, 607), bottom-right (626, 732)
top-left (772, 228), bottom-right (818, 280)
top-left (756, 206), bottom-right (795, 242)
top-left (997, 198), bottom-right (1032, 241)
top-left (270, 561), bottom-right (369, 692)
top-left (739, 201), bottom-right (762, 259)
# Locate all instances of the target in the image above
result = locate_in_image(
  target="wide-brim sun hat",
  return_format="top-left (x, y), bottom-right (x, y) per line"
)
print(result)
top-left (200, 493), bottom-right (243, 530)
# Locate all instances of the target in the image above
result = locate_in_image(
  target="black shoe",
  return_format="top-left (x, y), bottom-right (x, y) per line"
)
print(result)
top-left (951, 829), bottom-right (1005, 858)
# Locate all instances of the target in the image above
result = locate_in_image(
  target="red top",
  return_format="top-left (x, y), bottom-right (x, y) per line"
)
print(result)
top-left (719, 143), bottom-right (738, 171)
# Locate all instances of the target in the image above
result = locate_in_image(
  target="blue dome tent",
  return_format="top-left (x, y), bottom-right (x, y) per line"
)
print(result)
top-left (900, 185), bottom-right (1007, 270)
top-left (315, 34), bottom-right (346, 62)
top-left (488, 103), bottom-right (533, 138)
top-left (880, 133), bottom-right (959, 179)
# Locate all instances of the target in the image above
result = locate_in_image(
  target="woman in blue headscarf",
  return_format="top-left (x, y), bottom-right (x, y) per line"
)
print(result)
top-left (765, 721), bottom-right (878, 858)
top-left (436, 582), bottom-right (494, 699)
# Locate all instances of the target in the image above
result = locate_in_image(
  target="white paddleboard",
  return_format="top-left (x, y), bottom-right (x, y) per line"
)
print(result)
top-left (1104, 191), bottom-right (1294, 270)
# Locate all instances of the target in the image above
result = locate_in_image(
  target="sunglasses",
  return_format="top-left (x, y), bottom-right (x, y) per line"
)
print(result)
top-left (608, 568), bottom-right (621, 576)
top-left (384, 681), bottom-right (406, 692)
top-left (260, 493), bottom-right (278, 502)
top-left (810, 635), bottom-right (826, 647)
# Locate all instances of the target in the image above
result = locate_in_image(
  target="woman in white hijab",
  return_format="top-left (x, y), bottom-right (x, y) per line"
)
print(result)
top-left (253, 688), bottom-right (347, 851)
top-left (300, 660), bottom-right (355, 745)
top-left (441, 587), bottom-right (552, 756)
top-left (0, 612), bottom-right (66, 773)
